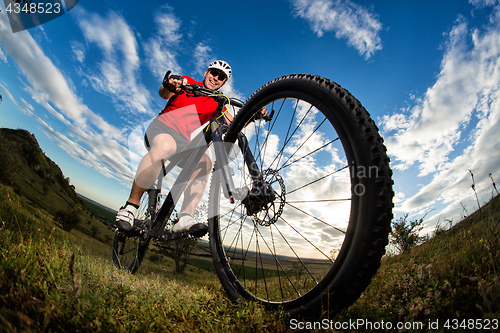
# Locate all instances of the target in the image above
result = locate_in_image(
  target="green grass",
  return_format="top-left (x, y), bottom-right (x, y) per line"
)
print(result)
top-left (0, 184), bottom-right (285, 332)
top-left (2, 183), bottom-right (499, 332)
top-left (338, 194), bottom-right (500, 325)
top-left (2, 128), bottom-right (500, 331)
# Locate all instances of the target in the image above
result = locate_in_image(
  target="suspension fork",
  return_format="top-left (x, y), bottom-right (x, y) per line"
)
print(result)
top-left (213, 121), bottom-right (267, 206)
top-left (236, 132), bottom-right (262, 182)
top-left (211, 119), bottom-right (238, 204)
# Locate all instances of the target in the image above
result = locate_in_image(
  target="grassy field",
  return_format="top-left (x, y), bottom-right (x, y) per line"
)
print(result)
top-left (337, 193), bottom-right (500, 327)
top-left (3, 182), bottom-right (498, 332)
top-left (0, 184), bottom-right (285, 332)
top-left (0, 129), bottom-right (285, 332)
top-left (1, 128), bottom-right (499, 332)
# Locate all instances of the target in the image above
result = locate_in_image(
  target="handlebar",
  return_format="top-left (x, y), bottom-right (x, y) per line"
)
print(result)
top-left (163, 70), bottom-right (244, 108)
top-left (162, 70), bottom-right (273, 121)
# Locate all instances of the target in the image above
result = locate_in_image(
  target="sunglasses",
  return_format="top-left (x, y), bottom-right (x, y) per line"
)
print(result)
top-left (208, 68), bottom-right (227, 81)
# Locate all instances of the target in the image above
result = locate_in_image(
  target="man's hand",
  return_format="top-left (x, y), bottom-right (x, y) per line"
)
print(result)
top-left (160, 71), bottom-right (188, 99)
top-left (252, 106), bottom-right (269, 121)
top-left (165, 75), bottom-right (187, 94)
top-left (258, 106), bottom-right (269, 119)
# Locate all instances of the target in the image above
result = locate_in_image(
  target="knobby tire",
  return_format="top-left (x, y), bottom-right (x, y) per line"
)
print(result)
top-left (208, 74), bottom-right (393, 319)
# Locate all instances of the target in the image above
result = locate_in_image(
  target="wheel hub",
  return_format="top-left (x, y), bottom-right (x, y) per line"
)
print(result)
top-left (242, 169), bottom-right (286, 226)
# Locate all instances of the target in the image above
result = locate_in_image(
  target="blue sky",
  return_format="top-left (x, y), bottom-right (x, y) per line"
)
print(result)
top-left (1, 0), bottom-right (499, 235)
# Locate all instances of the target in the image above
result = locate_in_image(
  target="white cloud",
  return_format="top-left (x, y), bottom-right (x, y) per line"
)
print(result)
top-left (0, 13), bottom-right (135, 188)
top-left (469, 0), bottom-right (500, 8)
top-left (0, 82), bottom-right (34, 116)
top-left (75, 9), bottom-right (151, 115)
top-left (143, 8), bottom-right (183, 80)
top-left (193, 42), bottom-right (212, 77)
top-left (290, 0), bottom-right (382, 58)
top-left (382, 2), bottom-right (500, 229)
top-left (70, 41), bottom-right (85, 63)
top-left (0, 47), bottom-right (7, 63)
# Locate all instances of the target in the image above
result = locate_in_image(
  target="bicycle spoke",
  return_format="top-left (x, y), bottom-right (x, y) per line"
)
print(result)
top-left (267, 101), bottom-right (313, 170)
top-left (287, 165), bottom-right (349, 195)
top-left (271, 223), bottom-right (316, 295)
top-left (277, 117), bottom-right (328, 171)
top-left (287, 198), bottom-right (351, 203)
top-left (285, 202), bottom-right (346, 235)
top-left (279, 137), bottom-right (339, 171)
top-left (252, 98), bottom-right (289, 170)
top-left (215, 97), bottom-right (354, 303)
top-left (250, 221), bottom-right (302, 298)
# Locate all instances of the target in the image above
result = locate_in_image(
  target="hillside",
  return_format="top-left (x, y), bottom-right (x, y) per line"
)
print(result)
top-left (0, 128), bottom-right (80, 212)
top-left (0, 128), bottom-right (284, 332)
top-left (0, 128), bottom-right (116, 240)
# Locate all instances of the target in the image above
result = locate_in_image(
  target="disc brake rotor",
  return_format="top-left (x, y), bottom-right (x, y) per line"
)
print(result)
top-left (251, 169), bottom-right (286, 227)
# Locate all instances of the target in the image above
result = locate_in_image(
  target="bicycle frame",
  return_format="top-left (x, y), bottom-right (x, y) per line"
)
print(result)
top-left (114, 73), bottom-right (394, 318)
top-left (144, 103), bottom-right (264, 241)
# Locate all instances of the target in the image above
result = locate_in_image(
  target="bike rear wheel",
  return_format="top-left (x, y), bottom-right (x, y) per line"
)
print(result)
top-left (112, 189), bottom-right (157, 273)
top-left (208, 74), bottom-right (393, 318)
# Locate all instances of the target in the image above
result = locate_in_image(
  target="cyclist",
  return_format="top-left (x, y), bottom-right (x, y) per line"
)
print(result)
top-left (116, 60), bottom-right (235, 237)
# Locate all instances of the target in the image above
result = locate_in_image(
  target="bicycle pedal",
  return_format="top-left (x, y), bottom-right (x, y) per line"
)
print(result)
top-left (159, 231), bottom-right (189, 241)
top-left (125, 226), bottom-right (142, 237)
top-left (159, 227), bottom-right (207, 242)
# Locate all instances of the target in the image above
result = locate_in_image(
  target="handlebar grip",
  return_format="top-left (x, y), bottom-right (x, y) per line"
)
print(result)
top-left (162, 70), bottom-right (186, 93)
top-left (170, 74), bottom-right (184, 81)
top-left (162, 70), bottom-right (172, 88)
top-left (230, 99), bottom-right (244, 108)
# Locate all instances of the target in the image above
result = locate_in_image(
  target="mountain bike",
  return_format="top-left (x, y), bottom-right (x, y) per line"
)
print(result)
top-left (112, 73), bottom-right (394, 319)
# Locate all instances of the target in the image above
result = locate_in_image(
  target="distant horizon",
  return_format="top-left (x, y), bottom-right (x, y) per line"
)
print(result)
top-left (77, 192), bottom-right (116, 212)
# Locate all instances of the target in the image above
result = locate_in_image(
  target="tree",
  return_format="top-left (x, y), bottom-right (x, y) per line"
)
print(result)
top-left (160, 207), bottom-right (205, 273)
top-left (390, 214), bottom-right (427, 254)
top-left (54, 209), bottom-right (81, 231)
top-left (168, 237), bottom-right (199, 273)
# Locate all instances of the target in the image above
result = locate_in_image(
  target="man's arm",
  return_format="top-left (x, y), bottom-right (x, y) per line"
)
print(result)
top-left (223, 109), bottom-right (234, 125)
top-left (159, 85), bottom-right (174, 100)
top-left (223, 106), bottom-right (267, 126)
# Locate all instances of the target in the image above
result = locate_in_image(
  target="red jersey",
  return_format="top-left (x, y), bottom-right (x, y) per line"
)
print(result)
top-left (157, 76), bottom-right (220, 141)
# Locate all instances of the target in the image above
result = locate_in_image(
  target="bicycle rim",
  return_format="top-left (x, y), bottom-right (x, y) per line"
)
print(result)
top-left (208, 74), bottom-right (393, 318)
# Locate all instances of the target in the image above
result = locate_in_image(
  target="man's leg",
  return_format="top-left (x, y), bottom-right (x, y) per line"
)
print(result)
top-left (172, 154), bottom-right (212, 235)
top-left (180, 153), bottom-right (212, 216)
top-left (116, 133), bottom-right (177, 231)
top-left (128, 133), bottom-right (178, 205)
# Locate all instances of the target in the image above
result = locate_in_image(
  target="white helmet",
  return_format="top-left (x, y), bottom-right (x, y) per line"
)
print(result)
top-left (208, 60), bottom-right (232, 80)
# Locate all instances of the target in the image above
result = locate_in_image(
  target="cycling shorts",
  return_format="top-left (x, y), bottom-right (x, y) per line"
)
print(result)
top-left (144, 117), bottom-right (189, 155)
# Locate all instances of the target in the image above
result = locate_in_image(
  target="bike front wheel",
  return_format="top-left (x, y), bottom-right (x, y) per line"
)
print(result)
top-left (208, 74), bottom-right (393, 318)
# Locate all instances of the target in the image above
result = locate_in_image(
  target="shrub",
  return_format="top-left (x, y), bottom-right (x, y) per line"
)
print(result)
top-left (390, 214), bottom-right (427, 254)
top-left (54, 209), bottom-right (81, 231)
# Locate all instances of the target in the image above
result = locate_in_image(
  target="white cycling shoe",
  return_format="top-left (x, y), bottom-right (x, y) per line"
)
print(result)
top-left (115, 204), bottom-right (137, 231)
top-left (172, 214), bottom-right (208, 238)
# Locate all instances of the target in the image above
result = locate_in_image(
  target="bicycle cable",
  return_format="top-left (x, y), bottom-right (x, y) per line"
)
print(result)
top-left (205, 93), bottom-right (232, 132)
